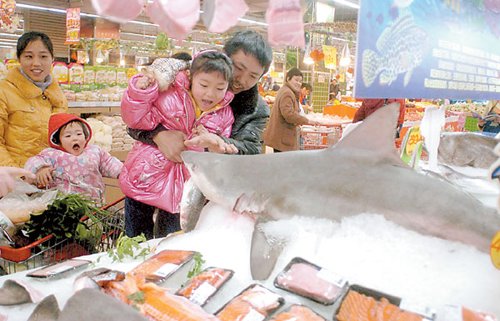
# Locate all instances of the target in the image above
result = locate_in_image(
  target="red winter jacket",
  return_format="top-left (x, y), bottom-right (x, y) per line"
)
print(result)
top-left (120, 71), bottom-right (234, 213)
top-left (353, 99), bottom-right (406, 126)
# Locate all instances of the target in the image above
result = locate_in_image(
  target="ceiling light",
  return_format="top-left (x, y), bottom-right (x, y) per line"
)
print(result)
top-left (0, 42), bottom-right (16, 46)
top-left (0, 33), bottom-right (21, 38)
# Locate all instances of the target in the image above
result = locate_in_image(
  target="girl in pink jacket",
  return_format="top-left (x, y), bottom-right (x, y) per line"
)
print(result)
top-left (24, 113), bottom-right (123, 206)
top-left (120, 50), bottom-right (234, 239)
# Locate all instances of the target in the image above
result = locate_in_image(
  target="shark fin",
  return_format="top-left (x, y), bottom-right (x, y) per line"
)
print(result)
top-left (250, 217), bottom-right (286, 280)
top-left (331, 102), bottom-right (408, 167)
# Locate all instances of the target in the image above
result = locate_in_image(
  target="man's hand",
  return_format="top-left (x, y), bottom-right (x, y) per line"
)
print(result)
top-left (185, 131), bottom-right (238, 154)
top-left (36, 166), bottom-right (54, 188)
top-left (153, 130), bottom-right (187, 163)
top-left (0, 167), bottom-right (36, 197)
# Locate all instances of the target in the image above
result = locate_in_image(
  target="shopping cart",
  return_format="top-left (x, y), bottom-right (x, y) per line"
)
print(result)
top-left (299, 124), bottom-right (343, 150)
top-left (0, 197), bottom-right (125, 274)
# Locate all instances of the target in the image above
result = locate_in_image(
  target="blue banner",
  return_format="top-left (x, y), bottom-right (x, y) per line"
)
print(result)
top-left (354, 0), bottom-right (500, 100)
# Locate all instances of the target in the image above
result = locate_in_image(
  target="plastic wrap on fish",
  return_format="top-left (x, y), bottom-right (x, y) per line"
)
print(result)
top-left (176, 267), bottom-right (234, 306)
top-left (274, 257), bottom-right (347, 305)
top-left (216, 284), bottom-right (284, 321)
top-left (129, 249), bottom-right (196, 283)
top-left (139, 282), bottom-right (220, 321)
top-left (269, 304), bottom-right (326, 321)
top-left (441, 305), bottom-right (498, 321)
top-left (265, 0), bottom-right (305, 48)
top-left (335, 285), bottom-right (427, 321)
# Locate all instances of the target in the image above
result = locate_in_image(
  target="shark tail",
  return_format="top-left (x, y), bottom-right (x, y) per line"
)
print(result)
top-left (362, 49), bottom-right (381, 87)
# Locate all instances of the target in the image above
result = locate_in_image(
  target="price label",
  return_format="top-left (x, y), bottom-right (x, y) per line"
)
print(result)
top-left (240, 308), bottom-right (265, 321)
top-left (490, 231), bottom-right (500, 269)
top-left (154, 263), bottom-right (178, 278)
top-left (317, 268), bottom-right (347, 288)
top-left (189, 282), bottom-right (216, 306)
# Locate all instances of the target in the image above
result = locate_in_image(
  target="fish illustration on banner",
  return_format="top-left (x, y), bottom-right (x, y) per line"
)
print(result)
top-left (361, 13), bottom-right (427, 87)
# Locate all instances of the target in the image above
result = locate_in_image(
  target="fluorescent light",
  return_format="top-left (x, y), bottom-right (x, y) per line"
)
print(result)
top-left (238, 17), bottom-right (268, 26)
top-left (0, 42), bottom-right (16, 46)
top-left (0, 39), bottom-right (18, 43)
top-left (331, 0), bottom-right (360, 9)
top-left (120, 32), bottom-right (156, 39)
top-left (0, 45), bottom-right (15, 48)
top-left (0, 33), bottom-right (21, 38)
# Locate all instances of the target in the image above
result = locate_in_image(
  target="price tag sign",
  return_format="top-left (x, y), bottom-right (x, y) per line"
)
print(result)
top-left (490, 231), bottom-right (500, 269)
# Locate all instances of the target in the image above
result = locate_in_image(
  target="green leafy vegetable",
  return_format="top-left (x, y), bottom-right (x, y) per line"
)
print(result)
top-left (187, 252), bottom-right (205, 279)
top-left (24, 193), bottom-right (111, 244)
top-left (105, 233), bottom-right (150, 262)
top-left (127, 291), bottom-right (145, 310)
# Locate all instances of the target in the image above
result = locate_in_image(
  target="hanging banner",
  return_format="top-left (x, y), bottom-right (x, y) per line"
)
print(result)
top-left (354, 0), bottom-right (500, 100)
top-left (322, 45), bottom-right (337, 70)
top-left (65, 8), bottom-right (80, 44)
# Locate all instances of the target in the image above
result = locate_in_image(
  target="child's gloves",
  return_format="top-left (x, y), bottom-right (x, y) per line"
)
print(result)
top-left (147, 58), bottom-right (189, 91)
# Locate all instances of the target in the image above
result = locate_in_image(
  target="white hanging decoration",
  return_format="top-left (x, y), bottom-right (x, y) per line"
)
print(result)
top-left (266, 0), bottom-right (305, 48)
top-left (91, 0), bottom-right (144, 23)
top-left (147, 0), bottom-right (200, 40)
top-left (202, 0), bottom-right (249, 33)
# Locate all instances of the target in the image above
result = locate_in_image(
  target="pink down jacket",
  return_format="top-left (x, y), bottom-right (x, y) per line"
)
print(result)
top-left (119, 72), bottom-right (234, 213)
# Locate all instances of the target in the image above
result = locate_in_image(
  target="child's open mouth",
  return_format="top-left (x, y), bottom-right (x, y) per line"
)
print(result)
top-left (72, 143), bottom-right (81, 152)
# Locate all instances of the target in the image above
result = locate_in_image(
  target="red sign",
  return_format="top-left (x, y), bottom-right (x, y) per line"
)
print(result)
top-left (65, 8), bottom-right (80, 44)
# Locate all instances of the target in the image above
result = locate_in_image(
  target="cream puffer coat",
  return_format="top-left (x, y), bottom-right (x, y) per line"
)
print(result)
top-left (0, 67), bottom-right (68, 167)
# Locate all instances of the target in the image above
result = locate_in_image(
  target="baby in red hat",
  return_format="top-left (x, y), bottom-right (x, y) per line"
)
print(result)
top-left (24, 113), bottom-right (123, 205)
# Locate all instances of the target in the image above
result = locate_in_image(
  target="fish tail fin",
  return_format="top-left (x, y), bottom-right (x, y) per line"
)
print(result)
top-left (362, 49), bottom-right (381, 87)
top-left (250, 218), bottom-right (287, 280)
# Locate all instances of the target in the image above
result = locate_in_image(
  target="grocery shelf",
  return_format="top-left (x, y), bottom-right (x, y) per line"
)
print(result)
top-left (68, 101), bottom-right (121, 115)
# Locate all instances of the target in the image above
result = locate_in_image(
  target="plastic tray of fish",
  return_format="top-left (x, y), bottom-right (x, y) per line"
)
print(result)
top-left (215, 283), bottom-right (285, 321)
top-left (268, 304), bottom-right (327, 321)
top-left (333, 284), bottom-right (435, 321)
top-left (274, 257), bottom-right (348, 305)
top-left (128, 249), bottom-right (196, 283)
top-left (175, 266), bottom-right (234, 306)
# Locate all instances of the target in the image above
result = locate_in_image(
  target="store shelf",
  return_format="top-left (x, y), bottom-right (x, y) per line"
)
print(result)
top-left (68, 101), bottom-right (121, 115)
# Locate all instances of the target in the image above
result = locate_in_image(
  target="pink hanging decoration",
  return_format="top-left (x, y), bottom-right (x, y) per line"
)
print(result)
top-left (147, 0), bottom-right (200, 40)
top-left (266, 0), bottom-right (305, 48)
top-left (202, 0), bottom-right (248, 33)
top-left (91, 0), bottom-right (143, 23)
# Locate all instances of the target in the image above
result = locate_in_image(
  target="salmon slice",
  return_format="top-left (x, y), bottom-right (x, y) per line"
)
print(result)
top-left (129, 250), bottom-right (195, 282)
top-left (269, 304), bottom-right (326, 321)
top-left (176, 267), bottom-right (233, 305)
top-left (336, 290), bottom-right (423, 321)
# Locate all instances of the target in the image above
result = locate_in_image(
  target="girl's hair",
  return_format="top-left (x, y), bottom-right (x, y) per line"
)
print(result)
top-left (223, 30), bottom-right (273, 76)
top-left (17, 31), bottom-right (54, 59)
top-left (52, 120), bottom-right (90, 146)
top-left (190, 51), bottom-right (233, 85)
top-left (286, 67), bottom-right (303, 81)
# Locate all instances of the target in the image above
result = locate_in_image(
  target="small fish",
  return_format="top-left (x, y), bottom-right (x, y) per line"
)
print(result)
top-left (362, 14), bottom-right (427, 87)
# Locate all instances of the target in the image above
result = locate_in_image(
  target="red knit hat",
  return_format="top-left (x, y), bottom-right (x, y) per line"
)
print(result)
top-left (48, 113), bottom-right (92, 151)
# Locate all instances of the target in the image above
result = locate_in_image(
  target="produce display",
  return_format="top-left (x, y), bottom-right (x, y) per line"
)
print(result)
top-left (85, 115), bottom-right (135, 152)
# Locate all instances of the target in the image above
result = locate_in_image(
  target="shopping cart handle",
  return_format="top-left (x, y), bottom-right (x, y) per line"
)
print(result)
top-left (0, 234), bottom-right (54, 263)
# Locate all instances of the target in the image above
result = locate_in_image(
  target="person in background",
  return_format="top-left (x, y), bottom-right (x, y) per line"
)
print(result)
top-left (0, 31), bottom-right (68, 167)
top-left (299, 83), bottom-right (313, 114)
top-left (263, 68), bottom-right (320, 152)
top-left (120, 50), bottom-right (235, 239)
top-left (0, 167), bottom-right (35, 197)
top-left (128, 30), bottom-right (273, 158)
top-left (24, 113), bottom-right (122, 206)
top-left (478, 100), bottom-right (500, 134)
top-left (329, 78), bottom-right (340, 101)
top-left (353, 98), bottom-right (406, 136)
